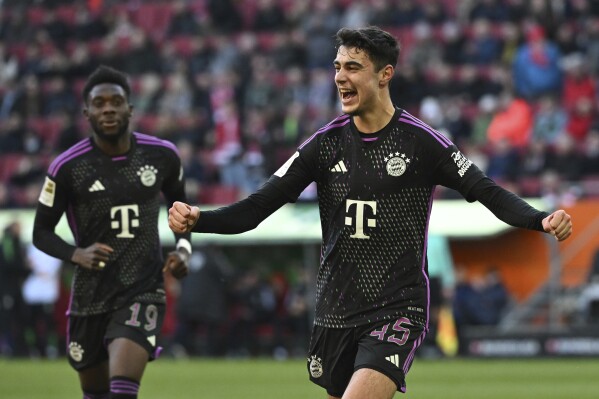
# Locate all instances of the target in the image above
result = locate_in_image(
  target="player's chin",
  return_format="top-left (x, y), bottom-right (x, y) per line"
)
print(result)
top-left (340, 102), bottom-right (359, 115)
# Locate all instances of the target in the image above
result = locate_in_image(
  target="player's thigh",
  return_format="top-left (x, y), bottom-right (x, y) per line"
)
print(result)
top-left (343, 368), bottom-right (397, 399)
top-left (355, 317), bottom-right (426, 394)
top-left (108, 337), bottom-right (149, 380)
top-left (105, 301), bottom-right (165, 379)
top-left (78, 361), bottom-right (109, 392)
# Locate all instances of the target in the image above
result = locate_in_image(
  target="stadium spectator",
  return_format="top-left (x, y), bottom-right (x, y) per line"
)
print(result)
top-left (252, 0), bottom-right (288, 32)
top-left (520, 140), bottom-right (549, 178)
top-left (0, 41), bottom-right (18, 86)
top-left (470, 94), bottom-right (498, 145)
top-left (440, 21), bottom-right (467, 65)
top-left (581, 129), bottom-right (599, 176)
top-left (405, 22), bottom-right (443, 71)
top-left (565, 97), bottom-right (595, 143)
top-left (32, 66), bottom-right (191, 399)
top-left (389, 0), bottom-right (423, 27)
top-left (462, 18), bottom-right (502, 65)
top-left (165, 0), bottom-right (203, 38)
top-left (468, 0), bottom-right (510, 22)
top-left (531, 95), bottom-right (568, 145)
top-left (0, 221), bottom-right (29, 357)
top-left (512, 24), bottom-right (562, 100)
top-left (171, 247), bottom-right (231, 357)
top-left (487, 90), bottom-right (533, 148)
top-left (485, 138), bottom-right (521, 183)
top-left (546, 134), bottom-right (586, 182)
top-left (168, 26), bottom-right (573, 398)
top-left (561, 53), bottom-right (596, 114)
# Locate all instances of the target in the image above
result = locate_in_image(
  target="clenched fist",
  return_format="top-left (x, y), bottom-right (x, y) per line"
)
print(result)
top-left (542, 209), bottom-right (573, 242)
top-left (168, 201), bottom-right (200, 233)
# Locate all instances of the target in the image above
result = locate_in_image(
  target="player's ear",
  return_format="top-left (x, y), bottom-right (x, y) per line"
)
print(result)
top-left (379, 65), bottom-right (394, 87)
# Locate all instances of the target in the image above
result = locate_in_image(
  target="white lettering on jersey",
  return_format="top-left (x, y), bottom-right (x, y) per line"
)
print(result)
top-left (450, 151), bottom-right (473, 177)
top-left (274, 151), bottom-right (299, 177)
top-left (39, 176), bottom-right (56, 207)
top-left (110, 204), bottom-right (140, 238)
top-left (345, 199), bottom-right (377, 239)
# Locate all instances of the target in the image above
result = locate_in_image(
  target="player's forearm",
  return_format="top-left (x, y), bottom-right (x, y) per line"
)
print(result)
top-left (470, 177), bottom-right (549, 232)
top-left (193, 182), bottom-right (288, 234)
top-left (32, 226), bottom-right (77, 262)
top-left (193, 198), bottom-right (271, 233)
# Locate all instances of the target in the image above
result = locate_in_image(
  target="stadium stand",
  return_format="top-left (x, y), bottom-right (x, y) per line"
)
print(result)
top-left (1, 0), bottom-right (599, 209)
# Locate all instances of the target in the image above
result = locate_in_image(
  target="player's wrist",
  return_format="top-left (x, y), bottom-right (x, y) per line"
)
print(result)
top-left (175, 238), bottom-right (192, 260)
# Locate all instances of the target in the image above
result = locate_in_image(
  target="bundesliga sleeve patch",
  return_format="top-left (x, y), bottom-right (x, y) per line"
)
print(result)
top-left (39, 176), bottom-right (56, 207)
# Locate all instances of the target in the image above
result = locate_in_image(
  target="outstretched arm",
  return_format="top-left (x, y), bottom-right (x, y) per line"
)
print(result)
top-left (169, 182), bottom-right (289, 234)
top-left (470, 177), bottom-right (572, 241)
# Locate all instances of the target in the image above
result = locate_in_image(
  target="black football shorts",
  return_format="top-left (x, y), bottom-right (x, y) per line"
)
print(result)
top-left (307, 317), bottom-right (426, 397)
top-left (67, 302), bottom-right (165, 371)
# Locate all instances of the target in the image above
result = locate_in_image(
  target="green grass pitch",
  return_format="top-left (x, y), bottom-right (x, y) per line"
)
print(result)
top-left (2, 357), bottom-right (599, 398)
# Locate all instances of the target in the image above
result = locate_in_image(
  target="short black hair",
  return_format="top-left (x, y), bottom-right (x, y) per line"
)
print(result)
top-left (335, 26), bottom-right (400, 72)
top-left (82, 65), bottom-right (131, 104)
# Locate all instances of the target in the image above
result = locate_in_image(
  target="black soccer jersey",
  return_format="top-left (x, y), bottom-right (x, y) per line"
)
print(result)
top-left (267, 108), bottom-right (486, 329)
top-left (34, 132), bottom-right (187, 316)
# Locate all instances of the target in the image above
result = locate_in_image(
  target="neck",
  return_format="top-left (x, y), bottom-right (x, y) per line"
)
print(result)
top-left (93, 132), bottom-right (132, 156)
top-left (353, 99), bottom-right (395, 133)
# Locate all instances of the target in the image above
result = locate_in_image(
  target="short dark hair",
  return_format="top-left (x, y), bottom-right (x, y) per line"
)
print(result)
top-left (335, 26), bottom-right (400, 72)
top-left (82, 65), bottom-right (131, 104)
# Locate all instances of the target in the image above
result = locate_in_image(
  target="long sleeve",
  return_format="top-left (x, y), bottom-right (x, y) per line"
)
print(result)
top-left (193, 182), bottom-right (288, 234)
top-left (469, 177), bottom-right (549, 232)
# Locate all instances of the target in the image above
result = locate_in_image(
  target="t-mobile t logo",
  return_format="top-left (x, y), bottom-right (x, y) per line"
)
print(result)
top-left (110, 204), bottom-right (139, 238)
top-left (345, 200), bottom-right (376, 239)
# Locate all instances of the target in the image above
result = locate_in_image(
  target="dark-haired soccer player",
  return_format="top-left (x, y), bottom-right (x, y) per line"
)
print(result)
top-left (33, 65), bottom-right (191, 399)
top-left (168, 27), bottom-right (572, 399)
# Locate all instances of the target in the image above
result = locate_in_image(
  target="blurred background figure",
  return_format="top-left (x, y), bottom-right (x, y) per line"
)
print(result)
top-left (22, 243), bottom-right (62, 358)
top-left (0, 221), bottom-right (29, 357)
top-left (170, 247), bottom-right (231, 358)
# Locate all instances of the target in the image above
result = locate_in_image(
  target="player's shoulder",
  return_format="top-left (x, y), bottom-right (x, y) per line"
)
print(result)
top-left (47, 138), bottom-right (93, 178)
top-left (133, 132), bottom-right (180, 156)
top-left (396, 109), bottom-right (454, 150)
top-left (298, 113), bottom-right (351, 150)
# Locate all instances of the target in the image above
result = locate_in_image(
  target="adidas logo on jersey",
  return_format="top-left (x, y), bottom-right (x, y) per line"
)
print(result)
top-left (385, 354), bottom-right (400, 368)
top-left (88, 180), bottom-right (105, 192)
top-left (330, 160), bottom-right (347, 173)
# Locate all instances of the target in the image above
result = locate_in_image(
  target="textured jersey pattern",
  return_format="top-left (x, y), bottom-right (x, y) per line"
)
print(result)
top-left (51, 135), bottom-right (181, 315)
top-left (269, 109), bottom-right (484, 329)
top-left (314, 124), bottom-right (432, 328)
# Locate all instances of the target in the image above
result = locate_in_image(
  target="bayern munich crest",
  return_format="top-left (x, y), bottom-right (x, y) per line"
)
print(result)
top-left (385, 152), bottom-right (409, 177)
top-left (69, 342), bottom-right (84, 362)
top-left (308, 355), bottom-right (323, 378)
top-left (137, 165), bottom-right (158, 187)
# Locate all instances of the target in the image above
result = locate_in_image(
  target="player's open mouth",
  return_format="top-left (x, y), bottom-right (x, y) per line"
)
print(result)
top-left (339, 89), bottom-right (357, 103)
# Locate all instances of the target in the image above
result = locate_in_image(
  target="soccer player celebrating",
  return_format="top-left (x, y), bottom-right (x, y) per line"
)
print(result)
top-left (33, 65), bottom-right (191, 399)
top-left (168, 27), bottom-right (572, 398)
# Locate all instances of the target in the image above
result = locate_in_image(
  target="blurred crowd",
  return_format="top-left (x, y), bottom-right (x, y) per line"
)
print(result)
top-left (1, 0), bottom-right (599, 209)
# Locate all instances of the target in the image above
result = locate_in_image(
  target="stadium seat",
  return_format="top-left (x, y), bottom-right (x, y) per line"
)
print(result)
top-left (581, 175), bottom-right (599, 198)
top-left (198, 185), bottom-right (240, 205)
top-left (0, 154), bottom-right (25, 182)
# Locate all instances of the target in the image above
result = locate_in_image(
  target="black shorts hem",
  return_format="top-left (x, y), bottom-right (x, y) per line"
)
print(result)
top-left (353, 364), bottom-right (405, 393)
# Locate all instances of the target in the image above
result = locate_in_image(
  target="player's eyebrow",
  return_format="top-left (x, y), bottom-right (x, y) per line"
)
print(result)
top-left (334, 60), bottom-right (365, 69)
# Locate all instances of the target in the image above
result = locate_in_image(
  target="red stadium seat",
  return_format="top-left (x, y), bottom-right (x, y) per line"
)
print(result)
top-left (0, 154), bottom-right (25, 182)
top-left (198, 185), bottom-right (240, 205)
